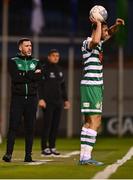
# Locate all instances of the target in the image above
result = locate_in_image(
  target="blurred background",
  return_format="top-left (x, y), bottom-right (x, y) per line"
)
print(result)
top-left (0, 0), bottom-right (133, 140)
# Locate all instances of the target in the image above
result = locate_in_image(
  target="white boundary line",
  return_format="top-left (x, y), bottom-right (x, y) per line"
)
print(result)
top-left (13, 151), bottom-right (80, 165)
top-left (50, 151), bottom-right (80, 158)
top-left (26, 151), bottom-right (80, 165)
top-left (26, 159), bottom-right (53, 165)
top-left (92, 146), bottom-right (133, 179)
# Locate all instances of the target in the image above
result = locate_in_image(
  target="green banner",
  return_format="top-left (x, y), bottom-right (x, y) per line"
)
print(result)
top-left (115, 0), bottom-right (128, 45)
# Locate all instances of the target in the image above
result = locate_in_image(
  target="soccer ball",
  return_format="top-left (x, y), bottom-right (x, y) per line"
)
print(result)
top-left (89, 5), bottom-right (108, 22)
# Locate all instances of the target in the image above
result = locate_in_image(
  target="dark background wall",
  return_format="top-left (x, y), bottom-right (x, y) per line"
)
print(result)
top-left (0, 0), bottom-right (133, 137)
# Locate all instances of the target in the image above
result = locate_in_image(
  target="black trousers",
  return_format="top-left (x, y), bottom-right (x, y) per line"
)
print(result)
top-left (41, 102), bottom-right (62, 150)
top-left (6, 95), bottom-right (37, 156)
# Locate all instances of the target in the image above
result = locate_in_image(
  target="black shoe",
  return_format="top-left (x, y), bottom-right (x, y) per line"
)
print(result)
top-left (24, 155), bottom-right (34, 162)
top-left (2, 154), bottom-right (12, 162)
top-left (50, 148), bottom-right (60, 156)
top-left (41, 148), bottom-right (52, 156)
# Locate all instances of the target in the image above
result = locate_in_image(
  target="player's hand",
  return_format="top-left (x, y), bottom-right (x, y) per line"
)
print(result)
top-left (89, 16), bottom-right (101, 24)
top-left (38, 99), bottom-right (46, 108)
top-left (35, 69), bottom-right (41, 73)
top-left (116, 18), bottom-right (125, 26)
top-left (64, 101), bottom-right (71, 109)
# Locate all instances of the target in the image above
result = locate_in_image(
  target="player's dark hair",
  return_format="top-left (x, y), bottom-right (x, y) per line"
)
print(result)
top-left (48, 49), bottom-right (60, 56)
top-left (92, 21), bottom-right (107, 30)
top-left (17, 38), bottom-right (32, 46)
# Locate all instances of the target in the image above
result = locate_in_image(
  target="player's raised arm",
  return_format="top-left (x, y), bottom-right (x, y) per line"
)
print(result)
top-left (105, 18), bottom-right (125, 41)
top-left (89, 17), bottom-right (102, 49)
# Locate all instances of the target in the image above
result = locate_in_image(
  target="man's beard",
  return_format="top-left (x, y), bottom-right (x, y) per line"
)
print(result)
top-left (26, 52), bottom-right (32, 56)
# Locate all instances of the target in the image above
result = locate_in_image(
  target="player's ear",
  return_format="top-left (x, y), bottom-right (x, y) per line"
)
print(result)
top-left (19, 45), bottom-right (22, 51)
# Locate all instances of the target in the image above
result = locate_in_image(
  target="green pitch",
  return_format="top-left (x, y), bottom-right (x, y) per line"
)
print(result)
top-left (0, 137), bottom-right (133, 179)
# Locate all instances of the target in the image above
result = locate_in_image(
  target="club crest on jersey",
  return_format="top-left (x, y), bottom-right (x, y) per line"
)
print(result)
top-left (96, 102), bottom-right (102, 110)
top-left (50, 72), bottom-right (55, 78)
top-left (30, 63), bottom-right (36, 69)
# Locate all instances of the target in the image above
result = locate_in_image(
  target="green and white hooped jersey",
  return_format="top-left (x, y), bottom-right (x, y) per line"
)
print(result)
top-left (81, 37), bottom-right (104, 86)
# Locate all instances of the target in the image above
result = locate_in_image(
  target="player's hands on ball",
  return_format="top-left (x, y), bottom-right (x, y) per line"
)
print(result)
top-left (116, 18), bottom-right (125, 26)
top-left (89, 16), bottom-right (101, 24)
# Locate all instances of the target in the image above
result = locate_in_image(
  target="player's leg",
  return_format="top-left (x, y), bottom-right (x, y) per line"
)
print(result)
top-left (49, 104), bottom-right (62, 155)
top-left (79, 85), bottom-right (103, 165)
top-left (41, 103), bottom-right (54, 155)
top-left (2, 96), bottom-right (23, 162)
top-left (23, 96), bottom-right (37, 162)
top-left (80, 114), bottom-right (101, 159)
top-left (80, 114), bottom-right (103, 165)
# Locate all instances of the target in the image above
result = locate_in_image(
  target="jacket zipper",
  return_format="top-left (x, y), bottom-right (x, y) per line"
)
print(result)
top-left (25, 58), bottom-right (28, 99)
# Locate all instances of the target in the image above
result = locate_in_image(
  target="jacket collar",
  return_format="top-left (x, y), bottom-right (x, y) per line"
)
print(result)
top-left (16, 53), bottom-right (33, 60)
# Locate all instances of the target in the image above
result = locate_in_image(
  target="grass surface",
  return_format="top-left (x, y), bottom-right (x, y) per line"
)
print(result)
top-left (0, 137), bottom-right (133, 179)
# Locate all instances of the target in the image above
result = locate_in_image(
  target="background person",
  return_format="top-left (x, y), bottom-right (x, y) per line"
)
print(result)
top-left (2, 38), bottom-right (42, 162)
top-left (38, 49), bottom-right (70, 156)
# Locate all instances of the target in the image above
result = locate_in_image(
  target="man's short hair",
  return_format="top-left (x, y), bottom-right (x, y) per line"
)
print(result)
top-left (17, 38), bottom-right (32, 47)
top-left (48, 49), bottom-right (59, 56)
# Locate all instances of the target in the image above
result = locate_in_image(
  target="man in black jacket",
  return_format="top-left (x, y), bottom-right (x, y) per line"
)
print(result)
top-left (38, 49), bottom-right (70, 156)
top-left (2, 38), bottom-right (42, 162)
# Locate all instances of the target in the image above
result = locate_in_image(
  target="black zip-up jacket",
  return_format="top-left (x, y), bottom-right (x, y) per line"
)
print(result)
top-left (38, 61), bottom-right (68, 104)
top-left (9, 54), bottom-right (42, 96)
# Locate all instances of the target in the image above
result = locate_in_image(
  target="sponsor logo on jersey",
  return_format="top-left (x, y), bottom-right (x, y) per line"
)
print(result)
top-left (18, 64), bottom-right (22, 68)
top-left (83, 102), bottom-right (90, 108)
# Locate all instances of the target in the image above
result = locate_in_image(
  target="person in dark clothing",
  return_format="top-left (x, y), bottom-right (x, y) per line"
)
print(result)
top-left (38, 49), bottom-right (70, 156)
top-left (2, 38), bottom-right (42, 162)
